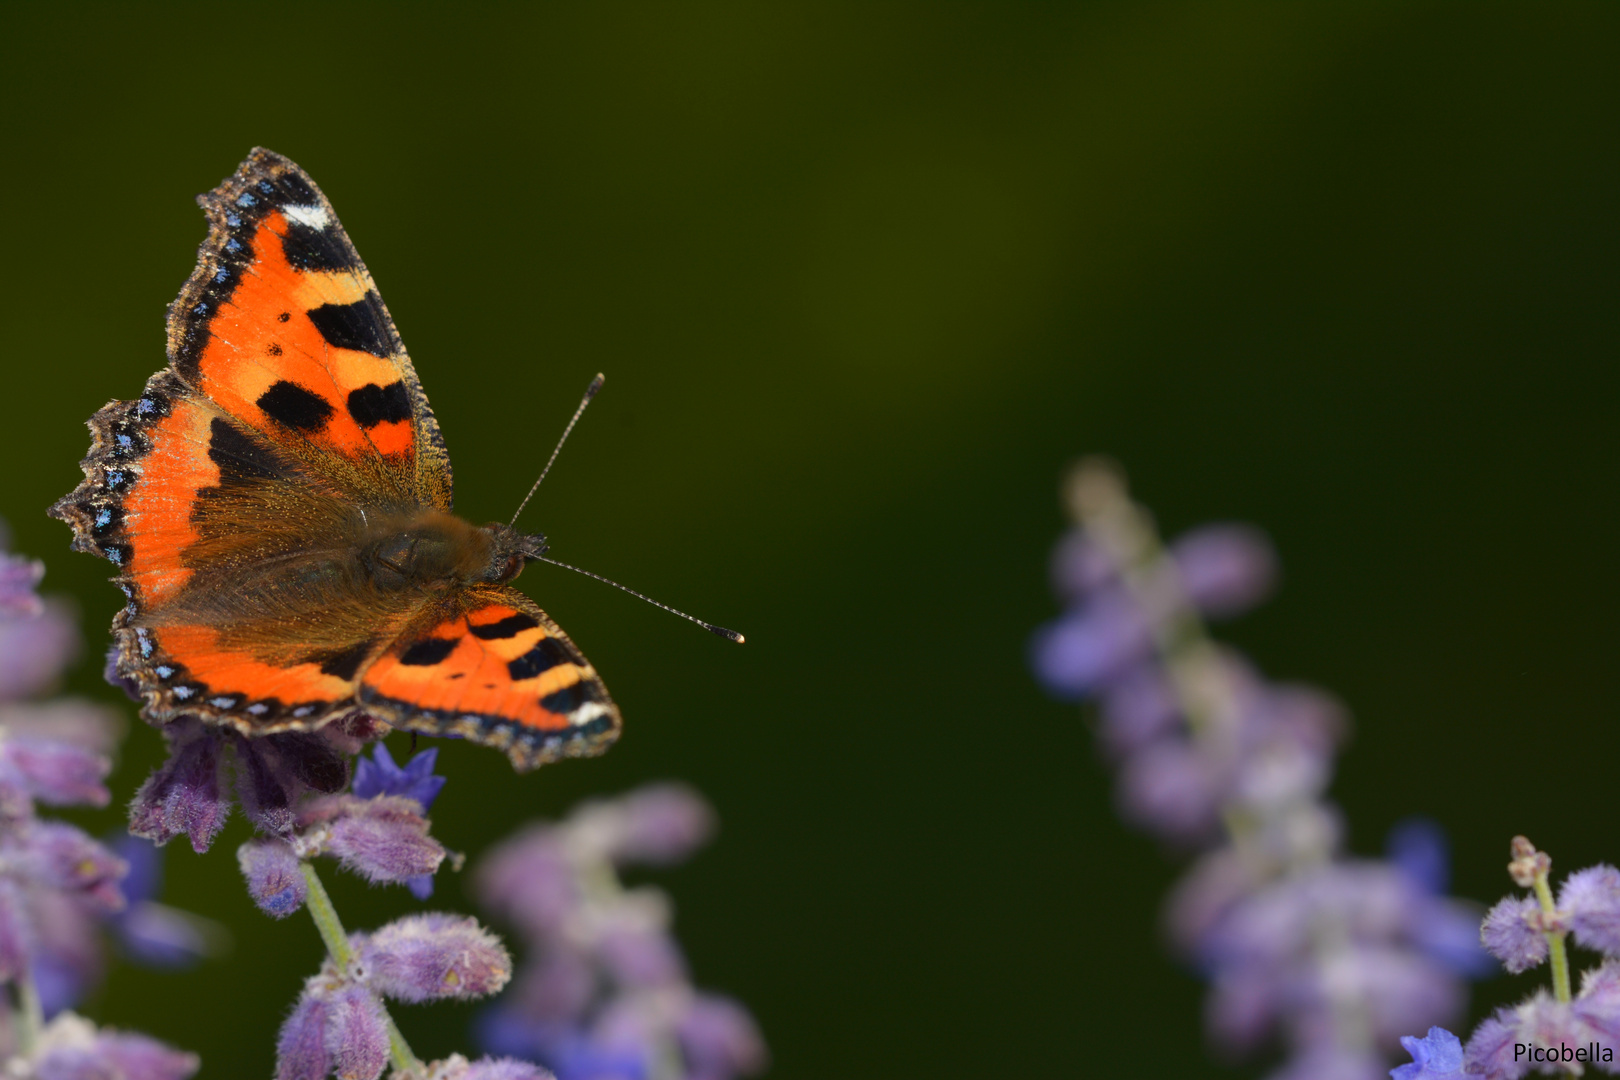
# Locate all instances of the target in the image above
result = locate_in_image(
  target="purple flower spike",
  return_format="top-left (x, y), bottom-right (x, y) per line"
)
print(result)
top-left (678, 993), bottom-right (770, 1080)
top-left (354, 743), bottom-right (446, 811)
top-left (1391, 1025), bottom-right (1465, 1079)
top-left (1480, 895), bottom-right (1548, 973)
top-left (0, 736), bottom-right (111, 808)
top-left (276, 991), bottom-right (332, 1080)
top-left (238, 839), bottom-right (308, 918)
top-left (325, 985), bottom-right (390, 1080)
top-left (1560, 864), bottom-right (1620, 956)
top-left (603, 783), bottom-right (717, 867)
top-left (321, 795), bottom-right (446, 885)
top-left (128, 722), bottom-right (229, 853)
top-left (361, 913), bottom-right (512, 1002)
top-left (0, 551), bottom-right (45, 617)
top-left (25, 821), bottom-right (127, 911)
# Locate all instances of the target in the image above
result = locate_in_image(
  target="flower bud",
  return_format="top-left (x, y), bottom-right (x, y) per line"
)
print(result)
top-left (276, 991), bottom-right (331, 1080)
top-left (360, 913), bottom-right (511, 1002)
top-left (324, 796), bottom-right (446, 885)
top-left (238, 839), bottom-right (307, 918)
top-left (325, 985), bottom-right (389, 1080)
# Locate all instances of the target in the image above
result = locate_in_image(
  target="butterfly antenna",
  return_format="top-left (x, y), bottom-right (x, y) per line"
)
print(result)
top-left (536, 555), bottom-right (745, 643)
top-left (509, 373), bottom-right (605, 527)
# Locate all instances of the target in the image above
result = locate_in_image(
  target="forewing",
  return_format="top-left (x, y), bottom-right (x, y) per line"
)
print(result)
top-left (359, 587), bottom-right (621, 771)
top-left (167, 147), bottom-right (451, 510)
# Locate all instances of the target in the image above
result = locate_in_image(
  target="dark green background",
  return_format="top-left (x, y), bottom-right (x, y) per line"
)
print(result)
top-left (2, 4), bottom-right (1617, 1077)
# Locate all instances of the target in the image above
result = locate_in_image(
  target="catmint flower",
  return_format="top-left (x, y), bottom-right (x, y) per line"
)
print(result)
top-left (129, 720), bottom-right (367, 851)
top-left (326, 984), bottom-right (391, 1080)
top-left (1391, 1026), bottom-right (1466, 1080)
top-left (1480, 895), bottom-right (1548, 973)
top-left (21, 1011), bottom-right (199, 1080)
top-left (358, 914), bottom-right (511, 1002)
top-left (1559, 864), bottom-right (1620, 955)
top-left (276, 989), bottom-right (333, 1080)
top-left (311, 794), bottom-right (447, 885)
top-left (351, 744), bottom-right (447, 899)
top-left (353, 743), bottom-right (445, 811)
top-left (0, 549), bottom-right (45, 617)
top-left (239, 837), bottom-right (309, 918)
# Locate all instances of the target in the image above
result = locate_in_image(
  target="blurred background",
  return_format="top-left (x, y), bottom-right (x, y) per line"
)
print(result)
top-left (2, 3), bottom-right (1618, 1076)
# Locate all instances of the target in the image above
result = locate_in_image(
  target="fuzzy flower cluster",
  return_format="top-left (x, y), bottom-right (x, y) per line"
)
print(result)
top-left (1393, 837), bottom-right (1620, 1079)
top-left (1029, 461), bottom-right (1489, 1080)
top-left (236, 743), bottom-right (452, 919)
top-left (0, 528), bottom-right (197, 1078)
top-left (275, 914), bottom-right (520, 1080)
top-left (230, 744), bottom-right (549, 1080)
top-left (475, 784), bottom-right (767, 1080)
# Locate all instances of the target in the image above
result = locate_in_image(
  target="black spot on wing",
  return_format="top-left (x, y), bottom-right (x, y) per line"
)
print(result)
top-left (540, 679), bottom-right (602, 715)
top-left (308, 639), bottom-right (376, 681)
top-left (468, 613), bottom-right (540, 641)
top-left (508, 638), bottom-right (572, 681)
top-left (207, 418), bottom-right (287, 481)
top-left (281, 220), bottom-right (359, 272)
top-left (399, 637), bottom-right (459, 666)
top-left (257, 380), bottom-right (335, 432)
top-left (347, 382), bottom-right (412, 429)
top-left (306, 292), bottom-right (393, 357)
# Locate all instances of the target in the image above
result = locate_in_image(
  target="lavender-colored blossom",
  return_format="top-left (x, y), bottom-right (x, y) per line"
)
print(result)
top-left (127, 721), bottom-right (230, 853)
top-left (319, 794), bottom-right (446, 885)
top-left (1390, 1026), bottom-right (1466, 1080)
top-left (354, 743), bottom-right (445, 811)
top-left (276, 990), bottom-right (332, 1080)
top-left (676, 995), bottom-right (769, 1080)
top-left (24, 1011), bottom-right (198, 1080)
top-left (1480, 895), bottom-right (1548, 974)
top-left (23, 820), bottom-right (127, 911)
top-left (239, 838), bottom-right (308, 918)
top-left (129, 719), bottom-right (367, 851)
top-left (325, 984), bottom-right (390, 1080)
top-left (1168, 524), bottom-right (1277, 617)
top-left (352, 743), bottom-right (446, 898)
top-left (2, 741), bottom-right (107, 811)
top-left (0, 598), bottom-right (79, 702)
top-left (0, 551), bottom-right (45, 617)
top-left (359, 913), bottom-right (512, 1002)
top-left (1560, 863), bottom-right (1620, 956)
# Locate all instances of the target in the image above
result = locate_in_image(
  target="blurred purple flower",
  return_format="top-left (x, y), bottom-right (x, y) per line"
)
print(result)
top-left (25, 1011), bottom-right (198, 1080)
top-left (1390, 1026), bottom-right (1466, 1080)
top-left (474, 785), bottom-right (765, 1080)
top-left (1031, 460), bottom-right (1485, 1077)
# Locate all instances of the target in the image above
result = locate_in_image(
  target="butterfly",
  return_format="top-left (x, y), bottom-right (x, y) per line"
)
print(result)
top-left (52, 148), bottom-right (642, 771)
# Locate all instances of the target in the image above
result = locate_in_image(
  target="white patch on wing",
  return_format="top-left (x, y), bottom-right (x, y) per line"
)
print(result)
top-left (568, 701), bottom-right (611, 726)
top-left (282, 203), bottom-right (331, 230)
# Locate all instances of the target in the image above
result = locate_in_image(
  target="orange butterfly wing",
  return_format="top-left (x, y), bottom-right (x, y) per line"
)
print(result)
top-left (54, 150), bottom-right (623, 770)
top-left (360, 588), bottom-right (621, 770)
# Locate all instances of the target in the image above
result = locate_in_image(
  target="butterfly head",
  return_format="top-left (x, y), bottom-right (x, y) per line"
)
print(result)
top-left (482, 523), bottom-right (549, 585)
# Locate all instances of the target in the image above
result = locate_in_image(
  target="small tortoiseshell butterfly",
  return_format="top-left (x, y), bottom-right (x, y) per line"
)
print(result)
top-left (52, 148), bottom-right (687, 771)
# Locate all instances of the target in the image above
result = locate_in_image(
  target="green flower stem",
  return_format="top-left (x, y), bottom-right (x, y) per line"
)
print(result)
top-left (1531, 863), bottom-right (1573, 1003)
top-left (13, 968), bottom-right (44, 1058)
top-left (299, 861), bottom-right (423, 1076)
